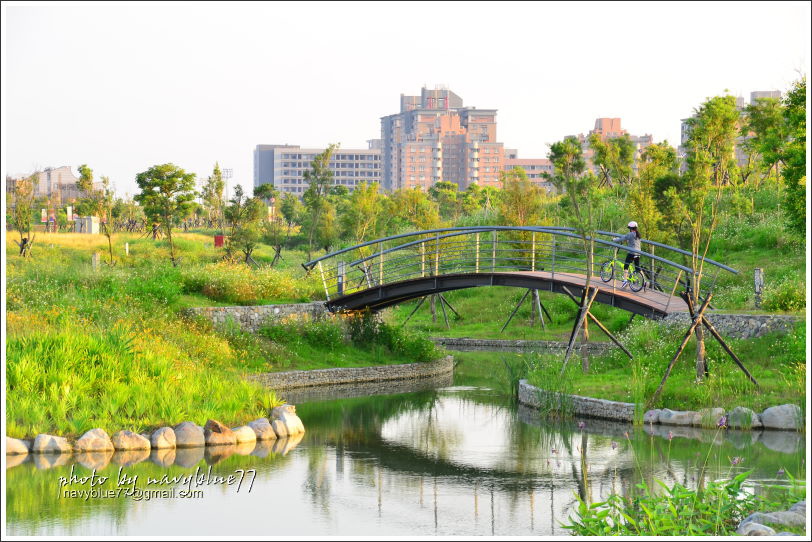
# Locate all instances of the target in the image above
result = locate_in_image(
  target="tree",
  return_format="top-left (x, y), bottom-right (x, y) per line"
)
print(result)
top-left (780, 77), bottom-right (806, 237)
top-left (666, 94), bottom-right (739, 380)
top-left (632, 141), bottom-right (678, 244)
top-left (429, 181), bottom-right (461, 222)
top-left (498, 167), bottom-right (548, 227)
top-left (11, 174), bottom-right (36, 256)
top-left (588, 133), bottom-right (636, 187)
top-left (303, 143), bottom-right (339, 259)
top-left (742, 96), bottom-right (787, 186)
top-left (97, 176), bottom-right (115, 264)
top-left (224, 184), bottom-right (266, 262)
top-left (280, 192), bottom-right (303, 234)
top-left (339, 182), bottom-right (388, 244)
top-left (390, 187), bottom-right (442, 230)
top-left (134, 163), bottom-right (197, 266)
top-left (201, 163), bottom-right (225, 229)
top-left (77, 164), bottom-right (94, 194)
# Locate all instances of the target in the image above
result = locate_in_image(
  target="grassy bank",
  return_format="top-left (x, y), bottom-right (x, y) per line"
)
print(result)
top-left (524, 318), bottom-right (805, 415)
top-left (4, 232), bottom-right (437, 438)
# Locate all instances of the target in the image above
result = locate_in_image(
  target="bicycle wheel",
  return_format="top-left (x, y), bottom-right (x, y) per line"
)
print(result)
top-left (600, 261), bottom-right (614, 282)
top-left (628, 269), bottom-right (644, 292)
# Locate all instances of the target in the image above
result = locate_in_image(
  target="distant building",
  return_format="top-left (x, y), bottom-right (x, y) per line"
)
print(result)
top-left (253, 144), bottom-right (381, 196)
top-left (380, 86), bottom-right (505, 191)
top-left (570, 118), bottom-right (653, 178)
top-left (5, 166), bottom-right (102, 207)
top-left (503, 157), bottom-right (556, 193)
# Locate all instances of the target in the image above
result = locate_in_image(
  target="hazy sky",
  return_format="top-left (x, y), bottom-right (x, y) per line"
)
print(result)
top-left (2, 1), bottom-right (810, 199)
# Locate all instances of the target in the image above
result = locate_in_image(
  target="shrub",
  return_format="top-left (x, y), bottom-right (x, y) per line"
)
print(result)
top-left (763, 277), bottom-right (805, 312)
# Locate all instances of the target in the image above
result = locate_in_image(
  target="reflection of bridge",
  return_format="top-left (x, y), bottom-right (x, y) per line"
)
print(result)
top-left (303, 226), bottom-right (737, 319)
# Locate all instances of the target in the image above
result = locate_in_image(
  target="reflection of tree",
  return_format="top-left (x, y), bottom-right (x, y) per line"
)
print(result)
top-left (303, 444), bottom-right (332, 517)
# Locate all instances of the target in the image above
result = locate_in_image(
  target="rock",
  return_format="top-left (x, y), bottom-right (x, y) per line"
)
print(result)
top-left (111, 430), bottom-right (151, 451)
top-left (112, 449), bottom-right (150, 466)
top-left (174, 422), bottom-right (205, 448)
top-left (32, 434), bottom-right (72, 454)
top-left (75, 451), bottom-right (113, 471)
top-left (174, 446), bottom-right (205, 468)
top-left (74, 428), bottom-right (115, 452)
top-left (271, 404), bottom-right (305, 435)
top-left (658, 409), bottom-right (697, 426)
top-left (737, 521), bottom-right (776, 536)
top-left (727, 406), bottom-right (762, 429)
top-left (741, 511), bottom-right (806, 528)
top-left (692, 408), bottom-right (726, 428)
top-left (204, 419), bottom-right (236, 446)
top-left (789, 501), bottom-right (805, 515)
top-left (271, 419), bottom-right (288, 438)
top-left (150, 448), bottom-right (176, 468)
top-left (643, 409), bottom-right (662, 424)
top-left (760, 404), bottom-right (803, 431)
top-left (6, 436), bottom-right (29, 455)
top-left (247, 418), bottom-right (277, 440)
top-left (232, 426), bottom-right (257, 444)
top-left (150, 427), bottom-right (176, 449)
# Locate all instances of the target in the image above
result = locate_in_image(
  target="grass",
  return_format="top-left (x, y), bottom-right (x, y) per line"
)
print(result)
top-left (525, 318), bottom-right (806, 414)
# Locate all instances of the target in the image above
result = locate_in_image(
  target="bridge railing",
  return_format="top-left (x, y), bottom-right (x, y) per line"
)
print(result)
top-left (303, 226), bottom-right (735, 307)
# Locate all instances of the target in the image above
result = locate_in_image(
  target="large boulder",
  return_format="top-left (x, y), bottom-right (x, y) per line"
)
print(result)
top-left (727, 406), bottom-right (762, 429)
top-left (150, 427), bottom-right (176, 449)
top-left (740, 510), bottom-right (806, 528)
top-left (658, 409), bottom-right (697, 426)
top-left (643, 409), bottom-right (662, 425)
top-left (248, 418), bottom-right (277, 440)
top-left (271, 419), bottom-right (288, 438)
top-left (692, 407), bottom-right (726, 428)
top-left (204, 419), bottom-right (236, 446)
top-left (6, 436), bottom-right (29, 455)
top-left (232, 426), bottom-right (257, 444)
top-left (32, 434), bottom-right (72, 454)
top-left (75, 428), bottom-right (115, 452)
top-left (174, 422), bottom-right (205, 448)
top-left (111, 430), bottom-right (151, 451)
top-left (760, 404), bottom-right (803, 431)
top-left (736, 521), bottom-right (776, 536)
top-left (271, 404), bottom-right (305, 436)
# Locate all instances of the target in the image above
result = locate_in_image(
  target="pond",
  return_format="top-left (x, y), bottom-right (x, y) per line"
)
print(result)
top-left (5, 354), bottom-right (805, 536)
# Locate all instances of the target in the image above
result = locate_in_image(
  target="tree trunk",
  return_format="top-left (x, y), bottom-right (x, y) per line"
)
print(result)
top-left (695, 324), bottom-right (706, 381)
top-left (430, 295), bottom-right (437, 323)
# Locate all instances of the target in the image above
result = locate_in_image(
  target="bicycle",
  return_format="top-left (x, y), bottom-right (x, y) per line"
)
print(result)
top-left (600, 250), bottom-right (646, 292)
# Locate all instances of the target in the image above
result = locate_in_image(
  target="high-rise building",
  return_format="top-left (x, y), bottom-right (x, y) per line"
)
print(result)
top-left (380, 86), bottom-right (505, 191)
top-left (253, 144), bottom-right (381, 196)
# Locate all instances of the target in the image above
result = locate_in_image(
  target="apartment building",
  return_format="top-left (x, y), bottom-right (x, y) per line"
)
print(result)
top-left (380, 86), bottom-right (505, 191)
top-left (5, 166), bottom-right (102, 207)
top-left (253, 144), bottom-right (381, 196)
top-left (503, 157), bottom-right (556, 192)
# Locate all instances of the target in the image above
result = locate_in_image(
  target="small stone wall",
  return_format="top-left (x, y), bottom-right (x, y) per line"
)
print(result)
top-left (432, 337), bottom-right (613, 354)
top-left (185, 302), bottom-right (328, 332)
top-left (518, 380), bottom-right (636, 422)
top-left (660, 313), bottom-right (802, 339)
top-left (248, 356), bottom-right (455, 390)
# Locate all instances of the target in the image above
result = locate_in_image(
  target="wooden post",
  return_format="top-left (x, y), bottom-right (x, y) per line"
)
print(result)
top-left (561, 287), bottom-right (599, 374)
top-left (754, 268), bottom-right (764, 309)
top-left (562, 285), bottom-right (633, 360)
top-left (533, 289), bottom-right (545, 330)
top-left (92, 252), bottom-right (100, 271)
top-left (648, 292), bottom-right (713, 406)
top-left (125, 242), bottom-right (129, 256)
top-left (318, 261), bottom-right (330, 301)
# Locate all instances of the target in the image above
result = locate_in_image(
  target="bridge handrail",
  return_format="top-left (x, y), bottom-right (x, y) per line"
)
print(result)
top-left (542, 226), bottom-right (739, 275)
top-left (339, 226), bottom-right (696, 276)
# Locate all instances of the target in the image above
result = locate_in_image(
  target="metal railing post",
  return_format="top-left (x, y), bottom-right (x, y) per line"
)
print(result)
top-left (531, 232), bottom-right (536, 272)
top-left (475, 232), bottom-right (480, 273)
top-left (337, 260), bottom-right (345, 296)
top-left (379, 241), bottom-right (384, 285)
top-left (318, 261), bottom-right (330, 301)
top-left (421, 241), bottom-right (425, 277)
top-left (491, 230), bottom-right (497, 272)
top-left (434, 234), bottom-right (440, 276)
top-left (552, 236), bottom-right (556, 279)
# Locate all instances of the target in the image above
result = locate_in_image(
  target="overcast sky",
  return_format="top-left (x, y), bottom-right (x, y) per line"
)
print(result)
top-left (2, 1), bottom-right (810, 199)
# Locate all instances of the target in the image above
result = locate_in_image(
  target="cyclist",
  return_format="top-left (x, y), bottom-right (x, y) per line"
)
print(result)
top-left (613, 221), bottom-right (641, 288)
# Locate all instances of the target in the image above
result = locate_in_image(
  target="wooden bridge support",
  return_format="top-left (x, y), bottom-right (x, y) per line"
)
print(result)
top-left (647, 291), bottom-right (759, 408)
top-left (500, 289), bottom-right (551, 333)
top-left (561, 286), bottom-right (634, 361)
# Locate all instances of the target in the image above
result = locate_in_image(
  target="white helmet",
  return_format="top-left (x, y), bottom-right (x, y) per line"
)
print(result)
top-left (628, 221), bottom-right (638, 228)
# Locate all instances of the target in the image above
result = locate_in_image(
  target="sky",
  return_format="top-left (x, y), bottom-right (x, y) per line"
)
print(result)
top-left (2, 1), bottom-right (810, 200)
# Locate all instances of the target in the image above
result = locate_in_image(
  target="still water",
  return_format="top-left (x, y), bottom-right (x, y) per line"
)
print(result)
top-left (5, 357), bottom-right (805, 536)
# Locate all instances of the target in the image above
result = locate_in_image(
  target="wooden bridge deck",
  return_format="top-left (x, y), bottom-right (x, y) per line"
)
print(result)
top-left (325, 270), bottom-right (689, 319)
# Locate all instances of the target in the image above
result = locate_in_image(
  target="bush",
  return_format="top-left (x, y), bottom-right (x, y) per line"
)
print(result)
top-left (181, 262), bottom-right (322, 304)
top-left (763, 277), bottom-right (806, 312)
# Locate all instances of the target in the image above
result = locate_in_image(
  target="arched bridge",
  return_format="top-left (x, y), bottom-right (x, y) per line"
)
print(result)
top-left (302, 226), bottom-right (738, 319)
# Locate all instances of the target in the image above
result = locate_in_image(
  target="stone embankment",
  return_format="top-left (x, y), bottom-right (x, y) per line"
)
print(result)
top-left (248, 355), bottom-right (455, 390)
top-left (185, 302), bottom-right (328, 332)
top-left (661, 313), bottom-right (802, 339)
top-left (5, 405), bottom-right (306, 465)
top-left (431, 337), bottom-right (613, 354)
top-left (518, 380), bottom-right (804, 431)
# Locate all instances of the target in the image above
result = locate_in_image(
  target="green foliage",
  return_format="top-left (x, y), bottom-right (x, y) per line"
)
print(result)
top-left (762, 276), bottom-right (806, 312)
top-left (564, 470), bottom-right (801, 535)
top-left (780, 77), bottom-right (806, 236)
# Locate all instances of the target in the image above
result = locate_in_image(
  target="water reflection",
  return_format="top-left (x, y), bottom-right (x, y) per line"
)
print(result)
top-left (6, 365), bottom-right (805, 536)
